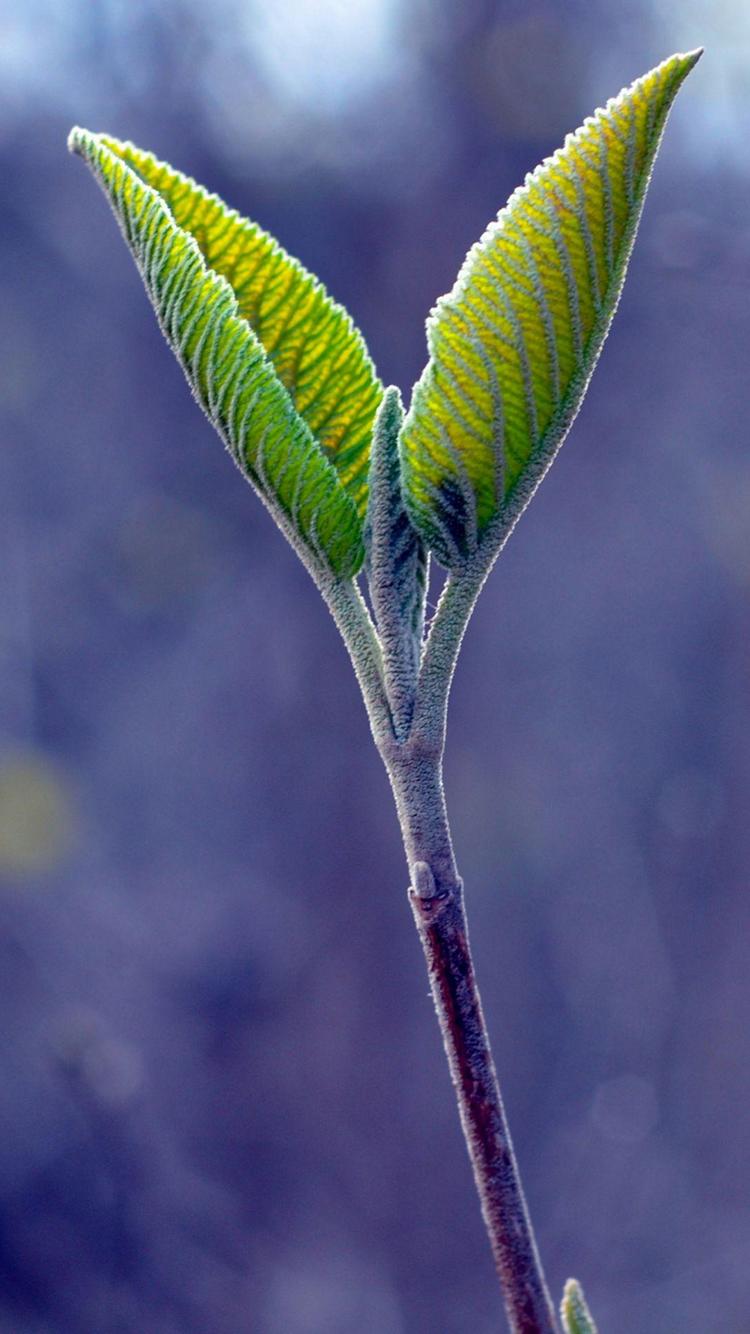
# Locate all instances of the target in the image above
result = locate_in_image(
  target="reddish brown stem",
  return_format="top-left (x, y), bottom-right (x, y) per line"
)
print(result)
top-left (384, 746), bottom-right (558, 1333)
top-left (410, 871), bottom-right (557, 1333)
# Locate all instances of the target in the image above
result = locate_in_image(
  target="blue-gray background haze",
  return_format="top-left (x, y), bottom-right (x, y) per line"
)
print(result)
top-left (1, 1), bottom-right (749, 1330)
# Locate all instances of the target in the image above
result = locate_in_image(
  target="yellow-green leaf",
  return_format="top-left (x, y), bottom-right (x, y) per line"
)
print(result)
top-left (400, 50), bottom-right (701, 570)
top-left (561, 1278), bottom-right (598, 1334)
top-left (69, 128), bottom-right (380, 577)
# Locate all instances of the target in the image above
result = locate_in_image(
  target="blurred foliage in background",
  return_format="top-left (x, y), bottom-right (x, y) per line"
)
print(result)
top-left (1, 2), bottom-right (750, 1331)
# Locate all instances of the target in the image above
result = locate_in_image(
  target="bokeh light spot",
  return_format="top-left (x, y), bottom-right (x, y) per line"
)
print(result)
top-left (248, 0), bottom-right (400, 112)
top-left (0, 750), bottom-right (76, 877)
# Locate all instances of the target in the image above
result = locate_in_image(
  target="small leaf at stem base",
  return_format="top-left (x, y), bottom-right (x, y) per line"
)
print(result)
top-left (561, 1277), bottom-right (598, 1333)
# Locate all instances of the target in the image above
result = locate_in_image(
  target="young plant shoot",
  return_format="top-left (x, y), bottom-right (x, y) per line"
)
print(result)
top-left (69, 49), bottom-right (701, 1334)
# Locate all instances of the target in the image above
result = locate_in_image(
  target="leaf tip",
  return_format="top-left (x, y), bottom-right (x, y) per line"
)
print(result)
top-left (67, 125), bottom-right (91, 157)
top-left (663, 46), bottom-right (704, 89)
top-left (682, 46), bottom-right (704, 68)
top-left (561, 1277), bottom-right (597, 1334)
top-left (377, 383), bottom-right (404, 427)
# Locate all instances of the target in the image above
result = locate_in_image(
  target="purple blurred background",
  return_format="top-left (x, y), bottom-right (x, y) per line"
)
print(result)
top-left (1, 2), bottom-right (749, 1330)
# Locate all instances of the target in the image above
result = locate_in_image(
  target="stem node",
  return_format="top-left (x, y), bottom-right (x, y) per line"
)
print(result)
top-left (390, 752), bottom-right (558, 1333)
top-left (409, 861), bottom-right (459, 924)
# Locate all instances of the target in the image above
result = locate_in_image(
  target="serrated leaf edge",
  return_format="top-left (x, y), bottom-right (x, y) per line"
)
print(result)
top-left (400, 49), bottom-right (702, 574)
top-left (69, 126), bottom-right (366, 580)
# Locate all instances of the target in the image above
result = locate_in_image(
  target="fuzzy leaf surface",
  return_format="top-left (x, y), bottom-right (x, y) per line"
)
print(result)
top-left (400, 51), bottom-right (701, 569)
top-left (69, 129), bottom-right (380, 576)
top-left (364, 387), bottom-right (427, 734)
top-left (561, 1279), bottom-right (598, 1334)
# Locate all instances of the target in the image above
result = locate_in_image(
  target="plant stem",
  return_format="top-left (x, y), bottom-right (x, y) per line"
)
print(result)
top-left (325, 572), bottom-right (557, 1329)
top-left (384, 743), bottom-right (559, 1334)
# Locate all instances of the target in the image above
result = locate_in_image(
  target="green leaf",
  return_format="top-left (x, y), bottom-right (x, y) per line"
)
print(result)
top-left (364, 387), bottom-right (427, 735)
top-left (400, 50), bottom-right (701, 570)
top-left (561, 1278), bottom-right (598, 1334)
top-left (68, 128), bottom-right (382, 578)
